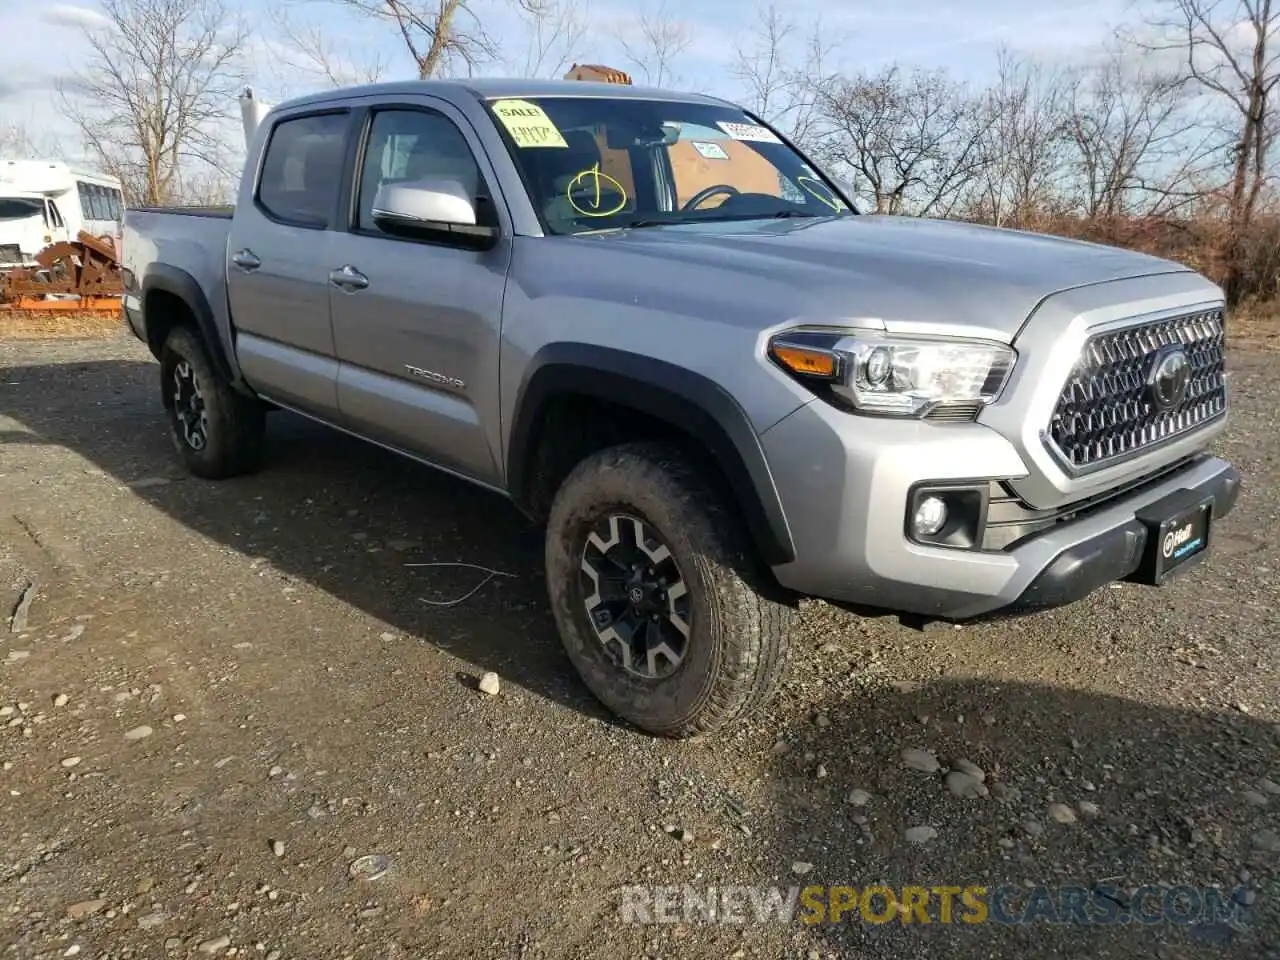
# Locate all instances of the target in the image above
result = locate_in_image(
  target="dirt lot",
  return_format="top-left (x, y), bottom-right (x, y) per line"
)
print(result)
top-left (1, 329), bottom-right (1277, 960)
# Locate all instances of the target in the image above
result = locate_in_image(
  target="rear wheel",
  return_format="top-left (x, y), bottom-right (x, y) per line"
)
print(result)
top-left (159, 327), bottom-right (265, 479)
top-left (545, 442), bottom-right (795, 738)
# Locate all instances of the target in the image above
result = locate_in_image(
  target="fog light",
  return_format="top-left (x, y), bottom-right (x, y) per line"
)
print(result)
top-left (912, 496), bottom-right (948, 537)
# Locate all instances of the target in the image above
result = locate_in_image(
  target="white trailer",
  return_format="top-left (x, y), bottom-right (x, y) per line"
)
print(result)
top-left (0, 160), bottom-right (125, 267)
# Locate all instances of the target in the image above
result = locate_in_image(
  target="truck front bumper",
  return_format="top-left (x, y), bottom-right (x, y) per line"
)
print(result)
top-left (760, 399), bottom-right (1240, 620)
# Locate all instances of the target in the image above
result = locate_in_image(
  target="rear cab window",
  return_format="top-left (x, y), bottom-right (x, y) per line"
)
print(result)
top-left (257, 112), bottom-right (350, 228)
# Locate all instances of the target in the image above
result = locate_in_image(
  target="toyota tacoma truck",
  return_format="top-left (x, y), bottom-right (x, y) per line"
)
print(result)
top-left (120, 77), bottom-right (1240, 738)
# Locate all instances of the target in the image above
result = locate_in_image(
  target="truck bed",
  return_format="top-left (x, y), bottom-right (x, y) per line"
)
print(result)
top-left (121, 206), bottom-right (233, 350)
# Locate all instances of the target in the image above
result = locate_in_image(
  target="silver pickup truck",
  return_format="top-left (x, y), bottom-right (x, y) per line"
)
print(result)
top-left (121, 77), bottom-right (1240, 738)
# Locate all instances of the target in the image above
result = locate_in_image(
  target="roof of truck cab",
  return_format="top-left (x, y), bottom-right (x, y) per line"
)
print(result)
top-left (273, 78), bottom-right (737, 112)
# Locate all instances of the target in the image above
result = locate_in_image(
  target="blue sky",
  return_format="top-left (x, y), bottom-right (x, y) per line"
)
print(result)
top-left (1, 0), bottom-right (1137, 157)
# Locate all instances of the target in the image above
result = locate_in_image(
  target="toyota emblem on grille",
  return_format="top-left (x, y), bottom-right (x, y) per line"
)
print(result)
top-left (1147, 345), bottom-right (1191, 411)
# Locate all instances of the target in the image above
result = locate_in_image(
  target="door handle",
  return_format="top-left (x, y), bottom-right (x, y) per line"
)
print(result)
top-left (231, 249), bottom-right (261, 271)
top-left (328, 265), bottom-right (369, 292)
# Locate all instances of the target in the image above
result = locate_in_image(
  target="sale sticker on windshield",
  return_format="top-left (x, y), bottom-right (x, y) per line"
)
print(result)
top-left (491, 99), bottom-right (568, 148)
top-left (716, 121), bottom-right (781, 144)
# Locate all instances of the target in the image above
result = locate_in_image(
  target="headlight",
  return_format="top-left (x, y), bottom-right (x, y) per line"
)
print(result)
top-left (768, 330), bottom-right (1016, 419)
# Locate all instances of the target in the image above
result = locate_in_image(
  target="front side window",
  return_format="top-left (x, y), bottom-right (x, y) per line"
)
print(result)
top-left (0, 198), bottom-right (44, 221)
top-left (258, 112), bottom-right (349, 227)
top-left (355, 108), bottom-right (487, 234)
top-left (485, 96), bottom-right (852, 235)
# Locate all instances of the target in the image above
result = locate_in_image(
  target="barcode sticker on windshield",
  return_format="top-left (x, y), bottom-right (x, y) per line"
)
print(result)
top-left (716, 121), bottom-right (781, 144)
top-left (691, 140), bottom-right (730, 160)
top-left (491, 99), bottom-right (569, 148)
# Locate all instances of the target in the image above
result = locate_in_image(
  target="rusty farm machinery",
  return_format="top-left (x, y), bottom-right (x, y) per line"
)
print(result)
top-left (0, 231), bottom-right (124, 319)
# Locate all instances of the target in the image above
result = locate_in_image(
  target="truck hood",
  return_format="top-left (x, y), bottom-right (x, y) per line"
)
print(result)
top-left (577, 214), bottom-right (1192, 340)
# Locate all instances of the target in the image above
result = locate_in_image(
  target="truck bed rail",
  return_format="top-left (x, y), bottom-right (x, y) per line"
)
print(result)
top-left (128, 205), bottom-right (234, 219)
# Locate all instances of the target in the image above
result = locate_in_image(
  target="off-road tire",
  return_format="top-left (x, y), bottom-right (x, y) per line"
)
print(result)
top-left (545, 441), bottom-right (795, 738)
top-left (159, 327), bottom-right (265, 479)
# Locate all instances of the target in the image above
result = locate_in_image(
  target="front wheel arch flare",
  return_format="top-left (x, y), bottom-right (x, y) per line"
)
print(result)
top-left (507, 345), bottom-right (797, 567)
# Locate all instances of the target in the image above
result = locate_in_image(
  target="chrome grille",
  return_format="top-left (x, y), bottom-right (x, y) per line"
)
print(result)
top-left (1047, 308), bottom-right (1226, 470)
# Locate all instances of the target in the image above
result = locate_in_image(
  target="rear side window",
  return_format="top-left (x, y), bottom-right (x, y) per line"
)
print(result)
top-left (257, 112), bottom-right (349, 228)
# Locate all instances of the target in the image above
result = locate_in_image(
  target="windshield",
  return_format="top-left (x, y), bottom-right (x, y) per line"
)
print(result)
top-left (484, 96), bottom-right (854, 235)
top-left (0, 197), bottom-right (44, 222)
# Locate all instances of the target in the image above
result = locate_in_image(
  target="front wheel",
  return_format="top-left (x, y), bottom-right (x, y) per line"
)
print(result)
top-left (545, 442), bottom-right (795, 738)
top-left (159, 327), bottom-right (265, 479)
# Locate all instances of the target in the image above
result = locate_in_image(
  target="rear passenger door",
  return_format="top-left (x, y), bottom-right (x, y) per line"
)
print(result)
top-left (227, 109), bottom-right (352, 419)
top-left (327, 100), bottom-right (511, 487)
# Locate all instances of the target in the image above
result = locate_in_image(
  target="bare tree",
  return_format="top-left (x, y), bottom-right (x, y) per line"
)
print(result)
top-left (271, 7), bottom-right (390, 88)
top-left (1062, 44), bottom-right (1214, 218)
top-left (813, 65), bottom-right (994, 217)
top-left (56, 0), bottom-right (246, 206)
top-left (321, 0), bottom-right (499, 78)
top-left (730, 4), bottom-right (839, 147)
top-left (1135, 0), bottom-right (1279, 237)
top-left (0, 122), bottom-right (61, 158)
top-left (967, 48), bottom-right (1073, 226)
top-left (614, 0), bottom-right (694, 88)
top-left (503, 0), bottom-right (590, 78)
top-left (731, 6), bottom-right (797, 120)
top-left (172, 168), bottom-right (239, 206)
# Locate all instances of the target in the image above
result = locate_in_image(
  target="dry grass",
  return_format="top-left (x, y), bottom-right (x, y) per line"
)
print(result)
top-left (994, 212), bottom-right (1280, 307)
top-left (2, 283), bottom-right (1272, 355)
top-left (0, 310), bottom-right (127, 341)
top-left (1228, 300), bottom-right (1280, 351)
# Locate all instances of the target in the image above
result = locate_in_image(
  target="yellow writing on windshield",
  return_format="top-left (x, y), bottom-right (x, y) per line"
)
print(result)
top-left (797, 176), bottom-right (845, 211)
top-left (491, 99), bottom-right (569, 148)
top-left (567, 162), bottom-right (628, 217)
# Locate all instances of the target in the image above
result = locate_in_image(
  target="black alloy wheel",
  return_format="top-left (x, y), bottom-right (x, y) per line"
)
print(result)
top-left (579, 513), bottom-right (692, 680)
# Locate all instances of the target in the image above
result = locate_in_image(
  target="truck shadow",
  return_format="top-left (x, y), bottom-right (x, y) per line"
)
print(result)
top-left (758, 677), bottom-right (1279, 959)
top-left (1, 357), bottom-right (616, 725)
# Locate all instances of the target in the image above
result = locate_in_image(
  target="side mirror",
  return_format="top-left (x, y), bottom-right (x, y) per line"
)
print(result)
top-left (370, 178), bottom-right (497, 248)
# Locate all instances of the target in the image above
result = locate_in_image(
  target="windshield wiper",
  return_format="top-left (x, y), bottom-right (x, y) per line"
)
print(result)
top-left (622, 218), bottom-right (680, 229)
top-left (618, 210), bottom-right (827, 230)
top-left (681, 211), bottom-right (825, 224)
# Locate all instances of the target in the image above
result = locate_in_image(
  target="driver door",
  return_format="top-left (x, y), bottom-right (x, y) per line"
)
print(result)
top-left (328, 100), bottom-right (511, 486)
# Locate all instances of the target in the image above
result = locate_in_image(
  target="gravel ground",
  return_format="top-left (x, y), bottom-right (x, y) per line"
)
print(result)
top-left (0, 330), bottom-right (1276, 960)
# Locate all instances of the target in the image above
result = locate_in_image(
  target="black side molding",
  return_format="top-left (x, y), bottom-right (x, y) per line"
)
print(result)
top-left (507, 344), bottom-right (797, 566)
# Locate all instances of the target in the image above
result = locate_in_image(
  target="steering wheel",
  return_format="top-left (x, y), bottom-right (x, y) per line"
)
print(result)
top-left (681, 184), bottom-right (740, 211)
